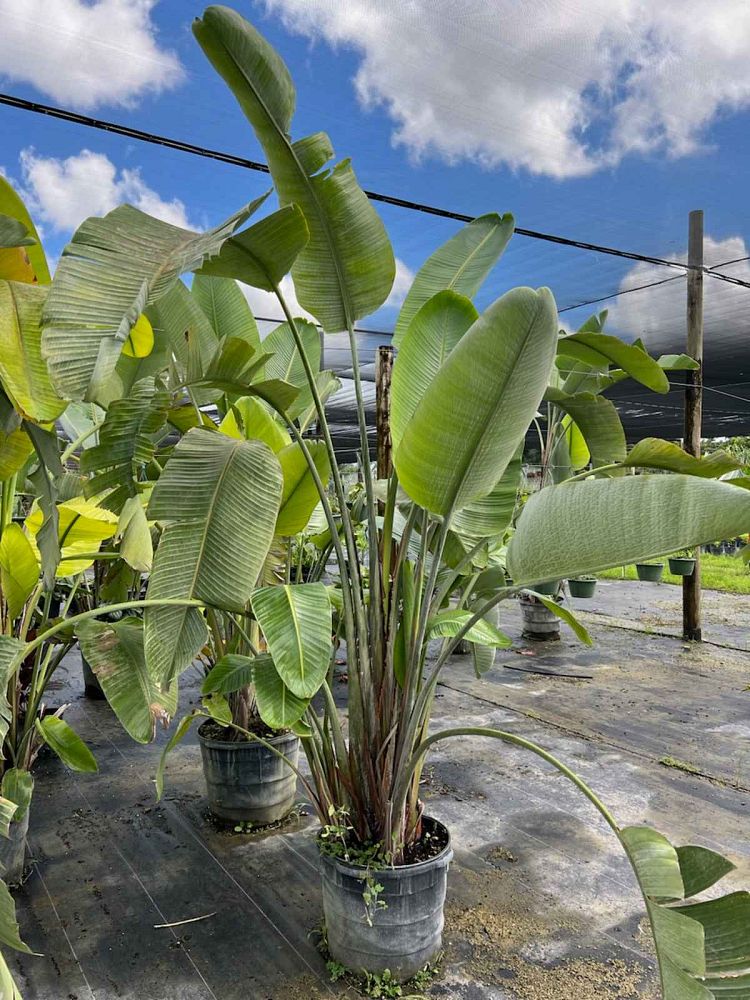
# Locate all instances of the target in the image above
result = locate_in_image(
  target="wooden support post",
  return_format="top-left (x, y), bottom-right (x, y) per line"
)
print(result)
top-left (375, 345), bottom-right (394, 480)
top-left (683, 209), bottom-right (704, 641)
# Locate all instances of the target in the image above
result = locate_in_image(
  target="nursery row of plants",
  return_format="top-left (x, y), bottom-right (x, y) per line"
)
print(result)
top-left (1, 6), bottom-right (749, 997)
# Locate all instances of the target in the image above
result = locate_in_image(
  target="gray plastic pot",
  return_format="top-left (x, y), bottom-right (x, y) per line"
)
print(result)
top-left (198, 723), bottom-right (299, 824)
top-left (519, 593), bottom-right (561, 640)
top-left (568, 578), bottom-right (597, 599)
top-left (0, 810), bottom-right (29, 885)
top-left (319, 818), bottom-right (452, 981)
top-left (668, 557), bottom-right (696, 577)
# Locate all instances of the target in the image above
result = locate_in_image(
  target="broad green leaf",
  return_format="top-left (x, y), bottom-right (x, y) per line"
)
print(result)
top-left (391, 290), bottom-right (477, 450)
top-left (117, 496), bottom-right (153, 573)
top-left (395, 287), bottom-right (558, 515)
top-left (545, 388), bottom-right (627, 467)
top-left (0, 281), bottom-right (65, 422)
top-left (0, 215), bottom-right (33, 249)
top-left (36, 716), bottom-right (98, 772)
top-left (202, 691), bottom-right (232, 725)
top-left (557, 332), bottom-right (669, 393)
top-left (253, 652), bottom-right (309, 729)
top-left (194, 7), bottom-right (395, 331)
top-left (0, 949), bottom-right (23, 998)
top-left (191, 273), bottom-right (261, 352)
top-left (42, 198), bottom-right (261, 401)
top-left (219, 396), bottom-right (290, 453)
top-left (26, 431), bottom-right (60, 587)
top-left (677, 846), bottom-right (735, 899)
top-left (524, 591), bottom-right (593, 645)
top-left (276, 441), bottom-right (331, 536)
top-left (0, 769), bottom-right (33, 825)
top-left (252, 583), bottom-right (331, 698)
top-left (393, 213), bottom-right (514, 348)
top-left (202, 654), bottom-right (255, 695)
top-left (156, 711), bottom-right (199, 800)
top-left (658, 353), bottom-right (700, 371)
top-left (0, 175), bottom-right (50, 284)
top-left (79, 378), bottom-right (169, 508)
top-left (0, 427), bottom-right (33, 481)
top-left (264, 319), bottom-right (320, 387)
top-left (624, 439), bottom-right (743, 478)
top-left (78, 618), bottom-right (177, 744)
top-left (0, 638), bottom-right (22, 749)
top-left (0, 799), bottom-right (17, 840)
top-left (507, 476), bottom-right (750, 586)
top-left (675, 894), bottom-right (750, 975)
top-left (145, 428), bottom-right (282, 682)
top-left (0, 524), bottom-right (39, 621)
top-left (0, 878), bottom-right (31, 954)
top-left (649, 903), bottom-right (706, 976)
top-left (451, 443), bottom-right (523, 541)
top-left (146, 279), bottom-right (221, 399)
top-left (296, 370), bottom-right (341, 434)
top-left (426, 609), bottom-right (512, 647)
top-left (196, 203), bottom-right (309, 293)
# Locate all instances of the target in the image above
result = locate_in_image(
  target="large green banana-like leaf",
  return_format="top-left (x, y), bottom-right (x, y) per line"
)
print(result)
top-left (0, 281), bottom-right (65, 422)
top-left (79, 379), bottom-right (169, 509)
top-left (620, 826), bottom-right (750, 999)
top-left (191, 274), bottom-right (260, 352)
top-left (117, 496), bottom-right (153, 572)
top-left (624, 439), bottom-right (743, 478)
top-left (0, 638), bottom-right (23, 748)
top-left (145, 428), bottom-right (283, 682)
top-left (507, 475), bottom-right (750, 586)
top-left (196, 203), bottom-right (309, 293)
top-left (42, 198), bottom-right (261, 401)
top-left (194, 6), bottom-right (395, 331)
top-left (276, 441), bottom-right (331, 537)
top-left (219, 396), bottom-right (290, 453)
top-left (253, 653), bottom-right (309, 729)
top-left (450, 443), bottom-right (523, 541)
top-left (395, 287), bottom-right (558, 516)
top-left (251, 583), bottom-right (331, 698)
top-left (426, 609), bottom-right (512, 646)
top-left (393, 213), bottom-right (514, 348)
top-left (545, 387), bottom-right (627, 468)
top-left (0, 427), bottom-right (33, 481)
top-left (0, 215), bottom-right (33, 249)
top-left (78, 618), bottom-right (177, 743)
top-left (146, 279), bottom-right (221, 397)
top-left (557, 332), bottom-right (669, 393)
top-left (391, 290), bottom-right (477, 450)
top-left (36, 716), bottom-right (98, 772)
top-left (0, 524), bottom-right (39, 621)
top-left (0, 877), bottom-right (31, 954)
top-left (0, 175), bottom-right (49, 284)
top-left (202, 654), bottom-right (255, 695)
top-left (264, 319), bottom-right (320, 386)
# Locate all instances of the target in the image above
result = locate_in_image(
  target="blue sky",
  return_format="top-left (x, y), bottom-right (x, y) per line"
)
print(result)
top-left (1, 0), bottom-right (749, 347)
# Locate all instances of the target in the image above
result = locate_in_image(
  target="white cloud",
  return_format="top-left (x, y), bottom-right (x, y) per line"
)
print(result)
top-left (608, 235), bottom-right (750, 353)
top-left (19, 148), bottom-right (192, 233)
top-left (262, 0), bottom-right (750, 179)
top-left (0, 0), bottom-right (183, 109)
top-left (242, 258), bottom-right (413, 325)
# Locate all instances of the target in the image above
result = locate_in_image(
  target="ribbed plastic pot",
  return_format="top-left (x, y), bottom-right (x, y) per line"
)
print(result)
top-left (519, 593), bottom-right (561, 640)
top-left (530, 579), bottom-right (561, 596)
top-left (198, 723), bottom-right (299, 824)
top-left (568, 578), bottom-right (597, 598)
top-left (636, 563), bottom-right (664, 582)
top-left (668, 557), bottom-right (696, 577)
top-left (80, 648), bottom-right (105, 700)
top-left (0, 810), bottom-right (29, 885)
top-left (319, 818), bottom-right (452, 981)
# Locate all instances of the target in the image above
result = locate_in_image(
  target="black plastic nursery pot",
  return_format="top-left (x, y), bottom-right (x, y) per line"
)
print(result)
top-left (519, 592), bottom-right (561, 640)
top-left (568, 578), bottom-right (597, 598)
top-left (0, 809), bottom-right (29, 885)
top-left (319, 817), bottom-right (452, 981)
top-left (80, 648), bottom-right (106, 700)
top-left (635, 563), bottom-right (664, 582)
top-left (198, 723), bottom-right (300, 825)
top-left (668, 557), bottom-right (696, 577)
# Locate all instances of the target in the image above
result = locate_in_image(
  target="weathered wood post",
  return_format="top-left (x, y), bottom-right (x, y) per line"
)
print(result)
top-left (683, 209), bottom-right (704, 641)
top-left (376, 345), bottom-right (394, 480)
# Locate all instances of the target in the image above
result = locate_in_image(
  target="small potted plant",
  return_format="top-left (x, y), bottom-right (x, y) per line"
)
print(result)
top-left (635, 561), bottom-right (664, 582)
top-left (568, 575), bottom-right (597, 598)
top-left (668, 548), bottom-right (696, 576)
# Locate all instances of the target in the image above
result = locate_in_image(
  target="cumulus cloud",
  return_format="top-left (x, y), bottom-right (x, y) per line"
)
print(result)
top-left (262, 0), bottom-right (750, 179)
top-left (0, 0), bottom-right (183, 109)
top-left (19, 148), bottom-right (192, 233)
top-left (608, 235), bottom-right (750, 354)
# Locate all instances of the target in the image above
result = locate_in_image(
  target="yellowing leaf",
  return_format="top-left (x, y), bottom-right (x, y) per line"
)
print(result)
top-left (0, 524), bottom-right (39, 621)
top-left (25, 498), bottom-right (118, 576)
top-left (122, 314), bottom-right (155, 358)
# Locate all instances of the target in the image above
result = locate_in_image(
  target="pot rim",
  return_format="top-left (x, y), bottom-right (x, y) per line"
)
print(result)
top-left (318, 816), bottom-right (452, 877)
top-left (635, 562), bottom-right (664, 568)
top-left (197, 720), bottom-right (299, 751)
